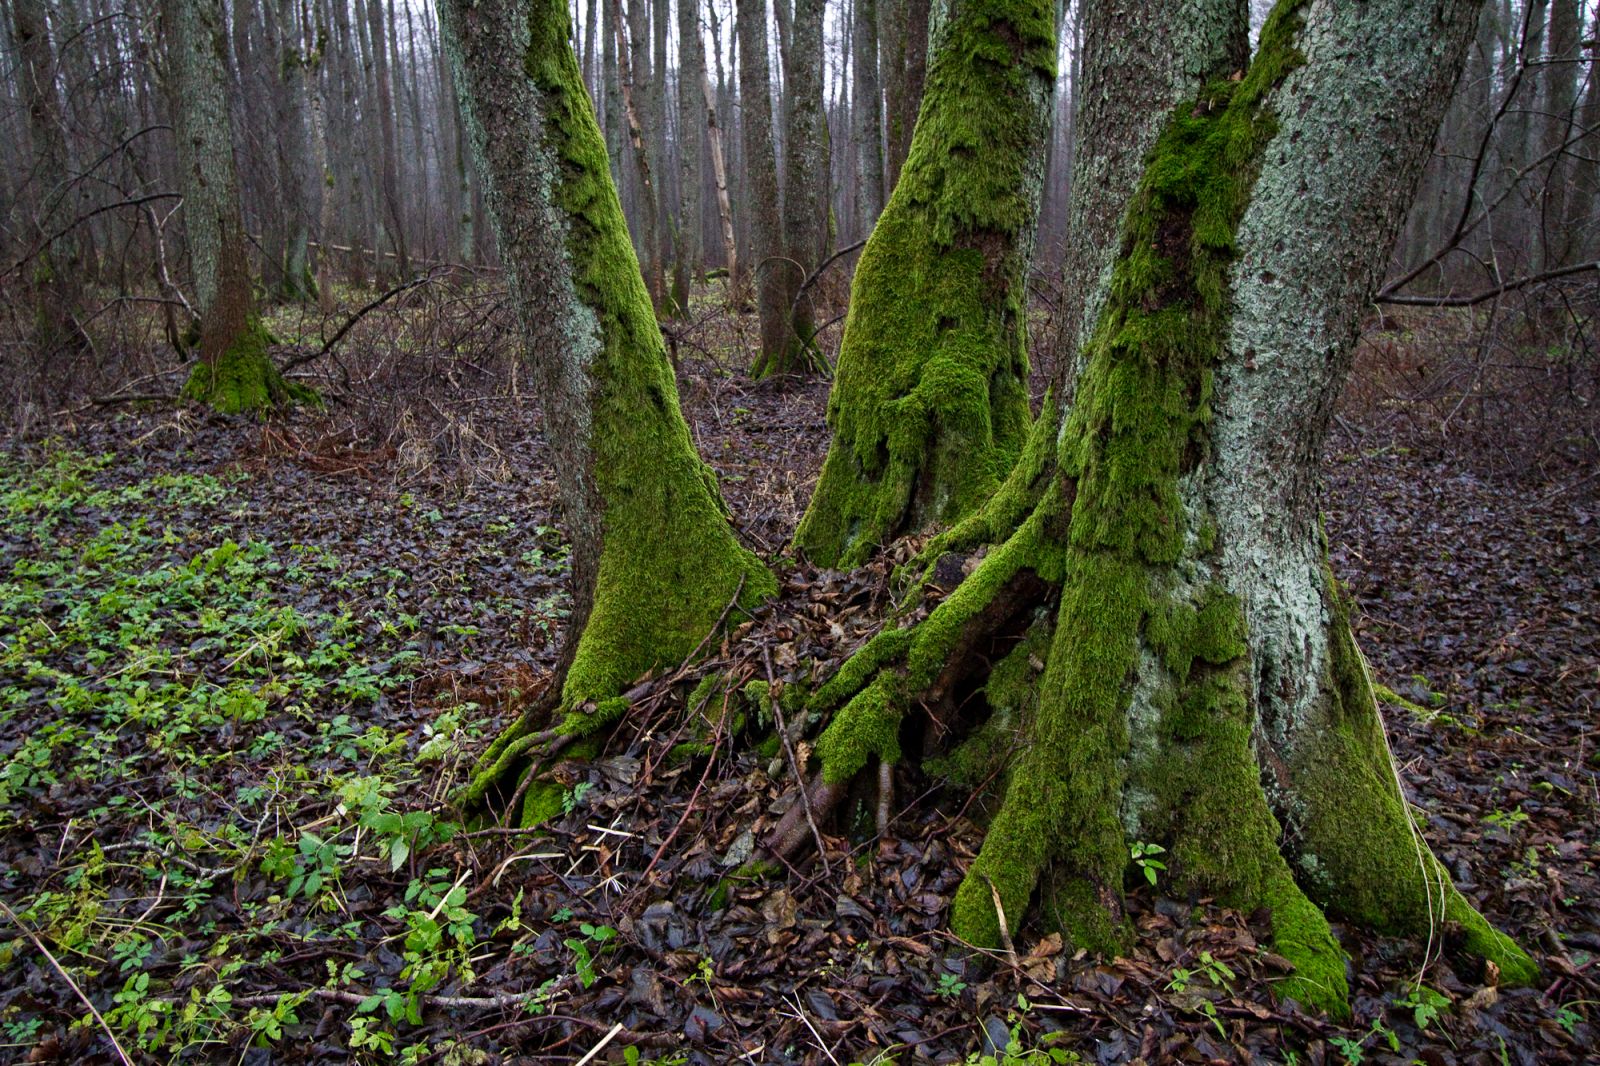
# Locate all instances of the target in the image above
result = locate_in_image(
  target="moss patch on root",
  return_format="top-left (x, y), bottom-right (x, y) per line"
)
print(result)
top-left (1286, 577), bottom-right (1538, 987)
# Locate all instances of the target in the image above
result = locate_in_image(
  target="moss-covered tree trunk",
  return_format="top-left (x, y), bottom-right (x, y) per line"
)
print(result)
top-left (787, 0), bottom-right (1536, 1018)
top-left (165, 0), bottom-right (301, 414)
top-left (924, 0), bottom-right (1250, 569)
top-left (436, 0), bottom-right (776, 823)
top-left (792, 0), bottom-right (1056, 567)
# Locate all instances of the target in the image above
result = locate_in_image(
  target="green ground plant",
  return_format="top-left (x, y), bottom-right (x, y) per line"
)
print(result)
top-left (0, 444), bottom-right (564, 1058)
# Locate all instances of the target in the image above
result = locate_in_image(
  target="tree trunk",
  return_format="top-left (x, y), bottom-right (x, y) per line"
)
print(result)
top-left (701, 38), bottom-right (739, 296)
top-left (792, 0), bottom-right (1536, 1019)
top-left (1573, 21), bottom-right (1600, 262)
top-left (272, 0), bottom-right (317, 302)
top-left (165, 0), bottom-right (304, 412)
top-left (881, 0), bottom-right (929, 192)
top-left (435, 0), bottom-right (775, 822)
top-left (793, 0), bottom-right (1056, 566)
top-left (617, 0), bottom-right (663, 307)
top-left (11, 0), bottom-right (89, 359)
top-left (303, 0), bottom-right (336, 309)
top-left (602, 0), bottom-right (623, 181)
top-left (673, 0), bottom-right (704, 309)
top-left (365, 0), bottom-right (409, 281)
top-left (1542, 0), bottom-right (1581, 265)
top-left (853, 0), bottom-right (885, 230)
top-left (756, 0), bottom-right (829, 376)
top-left (736, 0), bottom-right (786, 362)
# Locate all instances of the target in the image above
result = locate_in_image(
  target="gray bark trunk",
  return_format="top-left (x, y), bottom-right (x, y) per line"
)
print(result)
top-left (365, 0), bottom-right (408, 280)
top-left (736, 0), bottom-right (785, 363)
top-left (614, 0), bottom-right (664, 307)
top-left (674, 0), bottom-right (704, 304)
top-left (881, 0), bottom-right (928, 192)
top-left (766, 0), bottom-right (828, 374)
top-left (10, 0), bottom-right (86, 356)
top-left (271, 0), bottom-right (315, 301)
top-left (853, 0), bottom-right (885, 229)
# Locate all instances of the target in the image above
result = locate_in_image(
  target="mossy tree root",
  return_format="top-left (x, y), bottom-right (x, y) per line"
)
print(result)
top-left (181, 316), bottom-right (317, 414)
top-left (792, 545), bottom-right (1533, 1018)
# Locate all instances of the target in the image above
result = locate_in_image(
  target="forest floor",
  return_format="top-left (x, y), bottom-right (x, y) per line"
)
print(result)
top-left (0, 299), bottom-right (1596, 1065)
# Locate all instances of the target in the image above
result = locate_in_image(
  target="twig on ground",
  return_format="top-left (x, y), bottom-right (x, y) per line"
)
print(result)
top-left (765, 648), bottom-right (831, 877)
top-left (0, 897), bottom-right (135, 1066)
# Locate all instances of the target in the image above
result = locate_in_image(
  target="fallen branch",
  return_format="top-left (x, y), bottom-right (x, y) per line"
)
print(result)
top-left (764, 648), bottom-right (831, 876)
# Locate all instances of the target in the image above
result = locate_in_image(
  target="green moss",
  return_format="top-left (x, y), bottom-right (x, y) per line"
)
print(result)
top-left (815, 674), bottom-right (902, 784)
top-left (1261, 869), bottom-right (1349, 1018)
top-left (916, 387), bottom-right (1060, 573)
top-left (686, 675), bottom-right (724, 716)
top-left (1128, 627), bottom-right (1350, 1016)
top-left (521, 779), bottom-right (568, 826)
top-left (810, 626), bottom-right (915, 711)
top-left (1287, 575), bottom-right (1537, 986)
top-left (709, 858), bottom-right (781, 911)
top-left (813, 497), bottom-right (1060, 791)
top-left (952, 552), bottom-right (1142, 953)
top-left (181, 315), bottom-right (315, 414)
top-left (668, 741), bottom-right (714, 765)
top-left (793, 0), bottom-right (1057, 567)
top-left (950, 0), bottom-right (1312, 954)
top-left (521, 0), bottom-right (776, 708)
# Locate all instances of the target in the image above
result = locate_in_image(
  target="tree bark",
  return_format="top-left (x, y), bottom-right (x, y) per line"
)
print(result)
top-left (1542, 0), bottom-right (1582, 265)
top-left (701, 38), bottom-right (739, 296)
top-left (303, 0), bottom-right (336, 307)
top-left (755, 0), bottom-right (829, 376)
top-left (617, 0), bottom-right (663, 307)
top-left (796, 0), bottom-right (1536, 1019)
top-left (435, 0), bottom-right (775, 821)
top-left (165, 0), bottom-right (302, 412)
top-left (673, 0), bottom-right (705, 309)
top-left (270, 0), bottom-right (316, 302)
top-left (736, 0), bottom-right (786, 363)
top-left (365, 0), bottom-right (409, 281)
top-left (793, 0), bottom-right (1056, 566)
top-left (853, 0), bottom-right (885, 230)
top-left (10, 0), bottom-right (88, 359)
top-left (880, 0), bottom-right (928, 192)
